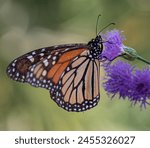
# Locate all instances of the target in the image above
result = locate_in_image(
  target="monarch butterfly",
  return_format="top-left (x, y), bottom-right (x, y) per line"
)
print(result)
top-left (6, 22), bottom-right (113, 112)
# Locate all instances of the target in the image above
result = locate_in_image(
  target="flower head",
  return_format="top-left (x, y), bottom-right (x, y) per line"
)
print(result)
top-left (103, 60), bottom-right (150, 108)
top-left (103, 60), bottom-right (134, 99)
top-left (131, 68), bottom-right (150, 108)
top-left (100, 29), bottom-right (125, 61)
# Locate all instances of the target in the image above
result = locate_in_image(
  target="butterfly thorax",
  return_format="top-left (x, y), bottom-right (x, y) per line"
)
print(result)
top-left (88, 35), bottom-right (103, 59)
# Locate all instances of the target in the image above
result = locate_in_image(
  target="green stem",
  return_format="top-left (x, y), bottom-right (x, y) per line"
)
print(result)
top-left (137, 56), bottom-right (150, 65)
top-left (122, 46), bottom-right (150, 65)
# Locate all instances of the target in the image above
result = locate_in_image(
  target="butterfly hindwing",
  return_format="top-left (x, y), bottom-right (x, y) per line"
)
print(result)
top-left (48, 50), bottom-right (100, 112)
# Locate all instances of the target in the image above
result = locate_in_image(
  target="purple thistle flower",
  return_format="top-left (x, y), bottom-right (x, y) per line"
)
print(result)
top-left (103, 60), bottom-right (134, 99)
top-left (103, 60), bottom-right (150, 108)
top-left (100, 29), bottom-right (150, 64)
top-left (131, 68), bottom-right (150, 108)
top-left (100, 29), bottom-right (125, 61)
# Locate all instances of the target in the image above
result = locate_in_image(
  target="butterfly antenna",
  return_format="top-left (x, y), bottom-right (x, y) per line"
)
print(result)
top-left (98, 22), bottom-right (115, 35)
top-left (96, 14), bottom-right (101, 35)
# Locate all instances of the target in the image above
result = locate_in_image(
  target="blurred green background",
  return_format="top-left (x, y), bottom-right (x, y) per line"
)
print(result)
top-left (0, 0), bottom-right (150, 130)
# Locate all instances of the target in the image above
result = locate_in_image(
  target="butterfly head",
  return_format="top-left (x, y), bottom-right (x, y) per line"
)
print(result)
top-left (88, 34), bottom-right (103, 59)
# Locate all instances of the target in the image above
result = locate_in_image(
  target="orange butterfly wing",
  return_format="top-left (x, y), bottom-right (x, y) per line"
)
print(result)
top-left (7, 44), bottom-right (100, 112)
top-left (47, 48), bottom-right (85, 84)
top-left (48, 49), bottom-right (100, 112)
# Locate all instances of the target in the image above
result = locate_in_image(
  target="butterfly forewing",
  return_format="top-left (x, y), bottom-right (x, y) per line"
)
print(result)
top-left (6, 44), bottom-right (86, 83)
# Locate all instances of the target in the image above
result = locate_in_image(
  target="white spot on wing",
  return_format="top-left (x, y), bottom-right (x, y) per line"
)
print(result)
top-left (42, 70), bottom-right (47, 76)
top-left (27, 55), bottom-right (33, 59)
top-left (52, 61), bottom-right (56, 65)
top-left (16, 73), bottom-right (19, 77)
top-left (54, 52), bottom-right (59, 55)
top-left (43, 59), bottom-right (49, 67)
top-left (40, 53), bottom-right (44, 56)
top-left (52, 56), bottom-right (56, 60)
top-left (12, 63), bottom-right (15, 67)
top-left (12, 68), bottom-right (15, 72)
top-left (48, 55), bottom-right (51, 59)
top-left (27, 55), bottom-right (34, 62)
top-left (32, 51), bottom-right (36, 55)
top-left (64, 48), bottom-right (69, 51)
top-left (41, 48), bottom-right (45, 52)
